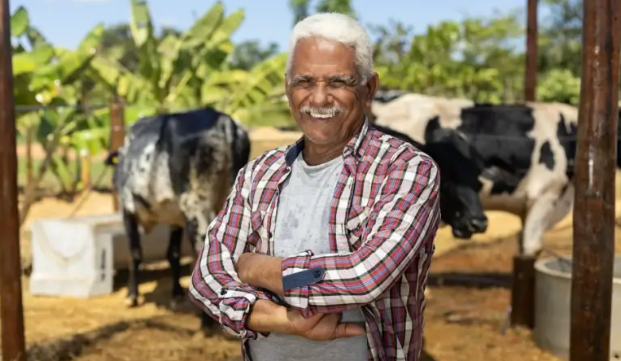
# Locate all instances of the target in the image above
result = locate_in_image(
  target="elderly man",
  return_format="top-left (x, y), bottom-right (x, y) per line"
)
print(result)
top-left (188, 12), bottom-right (440, 361)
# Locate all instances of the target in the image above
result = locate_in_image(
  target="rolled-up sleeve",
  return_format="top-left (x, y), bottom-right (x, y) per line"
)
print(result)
top-left (280, 152), bottom-right (441, 316)
top-left (188, 162), bottom-right (274, 340)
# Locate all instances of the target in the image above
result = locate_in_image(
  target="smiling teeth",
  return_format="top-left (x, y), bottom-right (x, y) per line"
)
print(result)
top-left (310, 113), bottom-right (333, 118)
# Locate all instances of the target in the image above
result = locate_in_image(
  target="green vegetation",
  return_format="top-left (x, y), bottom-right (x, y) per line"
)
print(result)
top-left (10, 0), bottom-right (588, 205)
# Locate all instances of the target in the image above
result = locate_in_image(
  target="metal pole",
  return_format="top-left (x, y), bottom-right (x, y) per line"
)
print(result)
top-left (524, 0), bottom-right (538, 101)
top-left (570, 0), bottom-right (621, 360)
top-left (0, 0), bottom-right (27, 359)
top-left (109, 97), bottom-right (125, 212)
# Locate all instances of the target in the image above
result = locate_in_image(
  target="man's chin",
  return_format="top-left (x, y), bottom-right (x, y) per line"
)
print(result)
top-left (303, 133), bottom-right (338, 146)
top-left (299, 125), bottom-right (339, 145)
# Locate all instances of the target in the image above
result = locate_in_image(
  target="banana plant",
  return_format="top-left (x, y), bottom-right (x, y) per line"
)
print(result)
top-left (12, 6), bottom-right (105, 136)
top-left (89, 0), bottom-right (290, 126)
top-left (89, 0), bottom-right (241, 113)
top-left (11, 6), bottom-right (106, 221)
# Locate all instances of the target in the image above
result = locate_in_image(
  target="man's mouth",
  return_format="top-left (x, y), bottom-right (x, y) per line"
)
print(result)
top-left (308, 112), bottom-right (335, 119)
top-left (301, 106), bottom-right (344, 120)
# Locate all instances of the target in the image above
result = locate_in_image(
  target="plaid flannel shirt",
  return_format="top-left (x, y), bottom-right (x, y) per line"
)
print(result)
top-left (188, 120), bottom-right (441, 361)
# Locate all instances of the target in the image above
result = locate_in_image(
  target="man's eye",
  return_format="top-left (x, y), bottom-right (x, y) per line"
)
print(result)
top-left (294, 79), bottom-right (312, 87)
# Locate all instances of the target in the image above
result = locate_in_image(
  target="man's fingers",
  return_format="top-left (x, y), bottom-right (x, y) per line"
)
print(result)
top-left (333, 323), bottom-right (366, 339)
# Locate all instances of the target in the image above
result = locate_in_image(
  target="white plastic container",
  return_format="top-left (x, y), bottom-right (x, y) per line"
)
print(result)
top-left (28, 213), bottom-right (196, 298)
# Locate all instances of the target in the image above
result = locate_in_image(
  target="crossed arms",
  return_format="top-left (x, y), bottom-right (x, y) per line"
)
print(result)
top-left (187, 151), bottom-right (440, 340)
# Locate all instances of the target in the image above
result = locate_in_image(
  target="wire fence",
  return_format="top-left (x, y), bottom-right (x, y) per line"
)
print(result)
top-left (13, 98), bottom-right (616, 203)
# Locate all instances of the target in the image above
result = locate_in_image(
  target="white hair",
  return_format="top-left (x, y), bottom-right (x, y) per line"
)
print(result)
top-left (285, 12), bottom-right (374, 84)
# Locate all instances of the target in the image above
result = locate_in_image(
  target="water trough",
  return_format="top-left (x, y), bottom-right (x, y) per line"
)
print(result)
top-left (534, 256), bottom-right (621, 360)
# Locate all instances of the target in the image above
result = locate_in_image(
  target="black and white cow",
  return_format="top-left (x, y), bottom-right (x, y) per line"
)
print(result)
top-left (371, 92), bottom-right (589, 257)
top-left (104, 107), bottom-right (251, 331)
top-left (370, 122), bottom-right (492, 238)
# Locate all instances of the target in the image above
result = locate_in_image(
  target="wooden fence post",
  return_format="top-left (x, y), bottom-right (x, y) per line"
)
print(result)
top-left (524, 0), bottom-right (538, 102)
top-left (109, 97), bottom-right (125, 212)
top-left (0, 0), bottom-right (27, 359)
top-left (570, 0), bottom-right (621, 360)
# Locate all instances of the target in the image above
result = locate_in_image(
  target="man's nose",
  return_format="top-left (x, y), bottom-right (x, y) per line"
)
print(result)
top-left (310, 83), bottom-right (330, 105)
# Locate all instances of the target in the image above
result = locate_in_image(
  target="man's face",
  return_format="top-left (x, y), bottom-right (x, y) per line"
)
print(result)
top-left (286, 37), bottom-right (379, 147)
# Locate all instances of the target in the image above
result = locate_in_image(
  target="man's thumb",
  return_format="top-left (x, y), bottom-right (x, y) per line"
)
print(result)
top-left (334, 323), bottom-right (366, 339)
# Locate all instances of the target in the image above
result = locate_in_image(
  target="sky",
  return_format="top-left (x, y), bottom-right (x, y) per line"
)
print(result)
top-left (9, 0), bottom-right (542, 52)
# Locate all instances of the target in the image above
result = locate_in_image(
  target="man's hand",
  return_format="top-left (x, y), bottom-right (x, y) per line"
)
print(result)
top-left (237, 252), bottom-right (285, 294)
top-left (286, 309), bottom-right (366, 341)
top-left (245, 300), bottom-right (366, 341)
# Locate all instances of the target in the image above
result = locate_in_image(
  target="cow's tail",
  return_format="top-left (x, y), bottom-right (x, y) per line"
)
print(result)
top-left (104, 150), bottom-right (120, 166)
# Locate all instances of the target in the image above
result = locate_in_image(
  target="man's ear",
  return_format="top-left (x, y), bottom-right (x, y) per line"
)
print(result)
top-left (364, 72), bottom-right (380, 108)
top-left (284, 75), bottom-right (293, 109)
top-left (284, 73), bottom-right (290, 95)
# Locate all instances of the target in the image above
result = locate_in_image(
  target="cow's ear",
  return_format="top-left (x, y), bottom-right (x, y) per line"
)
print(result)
top-left (431, 128), bottom-right (472, 158)
top-left (428, 127), bottom-right (454, 143)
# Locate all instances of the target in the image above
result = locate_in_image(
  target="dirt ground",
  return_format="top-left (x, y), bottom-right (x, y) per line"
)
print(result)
top-left (5, 136), bottom-right (621, 361)
top-left (8, 191), bottom-right (611, 361)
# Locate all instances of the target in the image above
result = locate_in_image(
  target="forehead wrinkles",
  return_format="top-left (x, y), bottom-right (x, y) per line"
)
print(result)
top-left (291, 74), bottom-right (357, 82)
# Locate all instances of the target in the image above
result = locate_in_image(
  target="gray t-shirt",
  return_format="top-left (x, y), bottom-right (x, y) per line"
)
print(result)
top-left (247, 152), bottom-right (368, 361)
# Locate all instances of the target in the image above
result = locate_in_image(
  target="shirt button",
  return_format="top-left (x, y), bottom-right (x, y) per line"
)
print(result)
top-left (220, 289), bottom-right (227, 296)
top-left (313, 270), bottom-right (322, 278)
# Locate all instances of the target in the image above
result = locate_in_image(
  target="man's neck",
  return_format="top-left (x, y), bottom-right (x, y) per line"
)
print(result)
top-left (302, 142), bottom-right (345, 165)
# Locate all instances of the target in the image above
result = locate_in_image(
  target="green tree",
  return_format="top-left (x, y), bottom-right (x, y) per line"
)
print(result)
top-left (371, 12), bottom-right (525, 103)
top-left (228, 40), bottom-right (280, 70)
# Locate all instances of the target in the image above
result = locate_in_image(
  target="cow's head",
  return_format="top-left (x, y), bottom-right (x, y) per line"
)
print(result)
top-left (103, 150), bottom-right (120, 167)
top-left (423, 116), bottom-right (519, 239)
top-left (424, 128), bottom-right (489, 238)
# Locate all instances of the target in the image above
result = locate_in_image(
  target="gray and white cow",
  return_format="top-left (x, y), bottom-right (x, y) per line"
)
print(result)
top-left (371, 92), bottom-right (592, 257)
top-left (104, 107), bottom-right (251, 331)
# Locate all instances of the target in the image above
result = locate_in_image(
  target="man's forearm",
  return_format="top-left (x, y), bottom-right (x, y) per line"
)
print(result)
top-left (238, 253), bottom-right (285, 295)
top-left (246, 299), bottom-right (291, 334)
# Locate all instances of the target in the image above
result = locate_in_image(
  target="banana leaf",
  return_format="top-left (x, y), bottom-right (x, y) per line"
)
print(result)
top-left (10, 6), bottom-right (29, 37)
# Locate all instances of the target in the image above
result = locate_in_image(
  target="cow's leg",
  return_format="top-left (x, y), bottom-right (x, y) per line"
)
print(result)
top-left (545, 183), bottom-right (575, 230)
top-left (184, 217), bottom-right (200, 259)
top-left (167, 225), bottom-right (185, 308)
top-left (123, 210), bottom-right (143, 307)
top-left (520, 191), bottom-right (563, 256)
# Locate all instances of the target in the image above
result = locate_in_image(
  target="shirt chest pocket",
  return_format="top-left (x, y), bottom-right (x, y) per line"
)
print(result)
top-left (346, 204), bottom-right (371, 250)
top-left (249, 210), bottom-right (270, 253)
